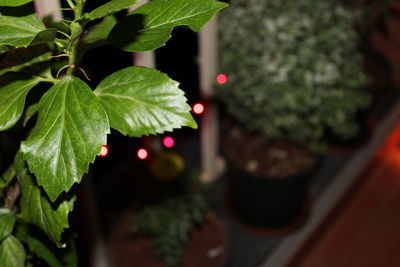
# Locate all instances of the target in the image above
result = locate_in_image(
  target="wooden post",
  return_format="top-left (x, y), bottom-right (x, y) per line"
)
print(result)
top-left (133, 51), bottom-right (156, 68)
top-left (130, 0), bottom-right (156, 69)
top-left (198, 18), bottom-right (223, 183)
top-left (131, 0), bottom-right (156, 68)
top-left (34, 0), bottom-right (62, 21)
top-left (130, 0), bottom-right (155, 69)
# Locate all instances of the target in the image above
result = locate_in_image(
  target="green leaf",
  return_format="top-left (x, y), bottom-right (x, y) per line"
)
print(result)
top-left (21, 77), bottom-right (110, 201)
top-left (70, 21), bottom-right (83, 41)
top-left (94, 66), bottom-right (196, 137)
top-left (0, 45), bottom-right (12, 53)
top-left (23, 103), bottom-right (39, 127)
top-left (13, 152), bottom-right (76, 247)
top-left (29, 28), bottom-right (57, 46)
top-left (81, 15), bottom-right (117, 48)
top-left (0, 235), bottom-right (26, 267)
top-left (0, 73), bottom-right (40, 131)
top-left (14, 224), bottom-right (66, 267)
top-left (0, 6), bottom-right (56, 48)
top-left (0, 164), bottom-right (16, 189)
top-left (48, 20), bottom-right (71, 36)
top-left (0, 209), bottom-right (15, 241)
top-left (0, 0), bottom-right (32, 7)
top-left (0, 45), bottom-right (51, 76)
top-left (109, 0), bottom-right (228, 51)
top-left (86, 0), bottom-right (140, 20)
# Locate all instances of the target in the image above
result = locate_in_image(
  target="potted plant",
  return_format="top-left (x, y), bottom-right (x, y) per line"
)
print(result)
top-left (0, 0), bottom-right (227, 265)
top-left (216, 0), bottom-right (370, 228)
top-left (107, 151), bottom-right (225, 267)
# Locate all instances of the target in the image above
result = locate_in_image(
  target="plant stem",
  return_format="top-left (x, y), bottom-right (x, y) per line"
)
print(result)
top-left (4, 183), bottom-right (21, 210)
top-left (39, 77), bottom-right (60, 84)
top-left (66, 0), bottom-right (75, 9)
top-left (66, 0), bottom-right (86, 77)
top-left (74, 0), bottom-right (85, 19)
top-left (66, 42), bottom-right (78, 76)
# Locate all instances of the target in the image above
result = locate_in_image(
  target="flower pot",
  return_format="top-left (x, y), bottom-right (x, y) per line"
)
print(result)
top-left (226, 160), bottom-right (317, 229)
top-left (108, 211), bottom-right (225, 267)
top-left (220, 122), bottom-right (319, 229)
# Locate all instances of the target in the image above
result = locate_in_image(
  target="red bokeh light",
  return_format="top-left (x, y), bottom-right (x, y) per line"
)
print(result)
top-left (163, 136), bottom-right (175, 148)
top-left (216, 73), bottom-right (228, 85)
top-left (100, 145), bottom-right (109, 157)
top-left (137, 148), bottom-right (148, 160)
top-left (193, 103), bottom-right (205, 115)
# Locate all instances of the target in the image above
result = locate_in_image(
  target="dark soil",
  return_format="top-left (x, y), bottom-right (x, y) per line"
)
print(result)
top-left (108, 211), bottom-right (225, 267)
top-left (223, 124), bottom-right (317, 177)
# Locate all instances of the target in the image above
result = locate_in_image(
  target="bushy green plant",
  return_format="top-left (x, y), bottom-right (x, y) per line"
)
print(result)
top-left (132, 193), bottom-right (207, 267)
top-left (131, 155), bottom-right (209, 267)
top-left (217, 0), bottom-right (370, 145)
top-left (0, 0), bottom-right (227, 266)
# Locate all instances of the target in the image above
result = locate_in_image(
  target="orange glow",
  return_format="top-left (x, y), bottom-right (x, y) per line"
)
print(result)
top-left (375, 124), bottom-right (400, 169)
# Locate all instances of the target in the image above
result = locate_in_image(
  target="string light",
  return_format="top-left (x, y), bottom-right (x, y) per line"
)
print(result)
top-left (163, 136), bottom-right (175, 148)
top-left (216, 73), bottom-right (228, 85)
top-left (137, 148), bottom-right (148, 160)
top-left (193, 103), bottom-right (205, 115)
top-left (99, 145), bottom-right (109, 157)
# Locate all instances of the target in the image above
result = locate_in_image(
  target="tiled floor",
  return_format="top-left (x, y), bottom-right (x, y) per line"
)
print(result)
top-left (289, 124), bottom-right (400, 267)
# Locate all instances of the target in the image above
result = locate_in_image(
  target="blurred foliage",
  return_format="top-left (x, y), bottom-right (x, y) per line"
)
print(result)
top-left (217, 0), bottom-right (371, 145)
top-left (131, 193), bottom-right (207, 267)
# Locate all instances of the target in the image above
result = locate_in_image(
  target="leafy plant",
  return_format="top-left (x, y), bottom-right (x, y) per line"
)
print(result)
top-left (0, 0), bottom-right (227, 266)
top-left (217, 0), bottom-right (370, 146)
top-left (132, 193), bottom-right (207, 267)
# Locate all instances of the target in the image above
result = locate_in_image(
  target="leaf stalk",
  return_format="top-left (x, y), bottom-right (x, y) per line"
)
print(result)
top-left (66, 0), bottom-right (76, 9)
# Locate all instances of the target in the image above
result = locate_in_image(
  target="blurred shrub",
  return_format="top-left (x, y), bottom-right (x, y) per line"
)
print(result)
top-left (217, 0), bottom-right (371, 145)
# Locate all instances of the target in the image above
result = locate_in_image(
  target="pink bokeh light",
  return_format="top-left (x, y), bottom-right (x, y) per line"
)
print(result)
top-left (193, 103), bottom-right (205, 115)
top-left (100, 145), bottom-right (109, 157)
top-left (163, 136), bottom-right (175, 148)
top-left (137, 148), bottom-right (148, 160)
top-left (216, 73), bottom-right (228, 85)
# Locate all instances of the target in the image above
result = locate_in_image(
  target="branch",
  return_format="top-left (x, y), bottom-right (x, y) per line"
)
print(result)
top-left (4, 182), bottom-right (21, 210)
